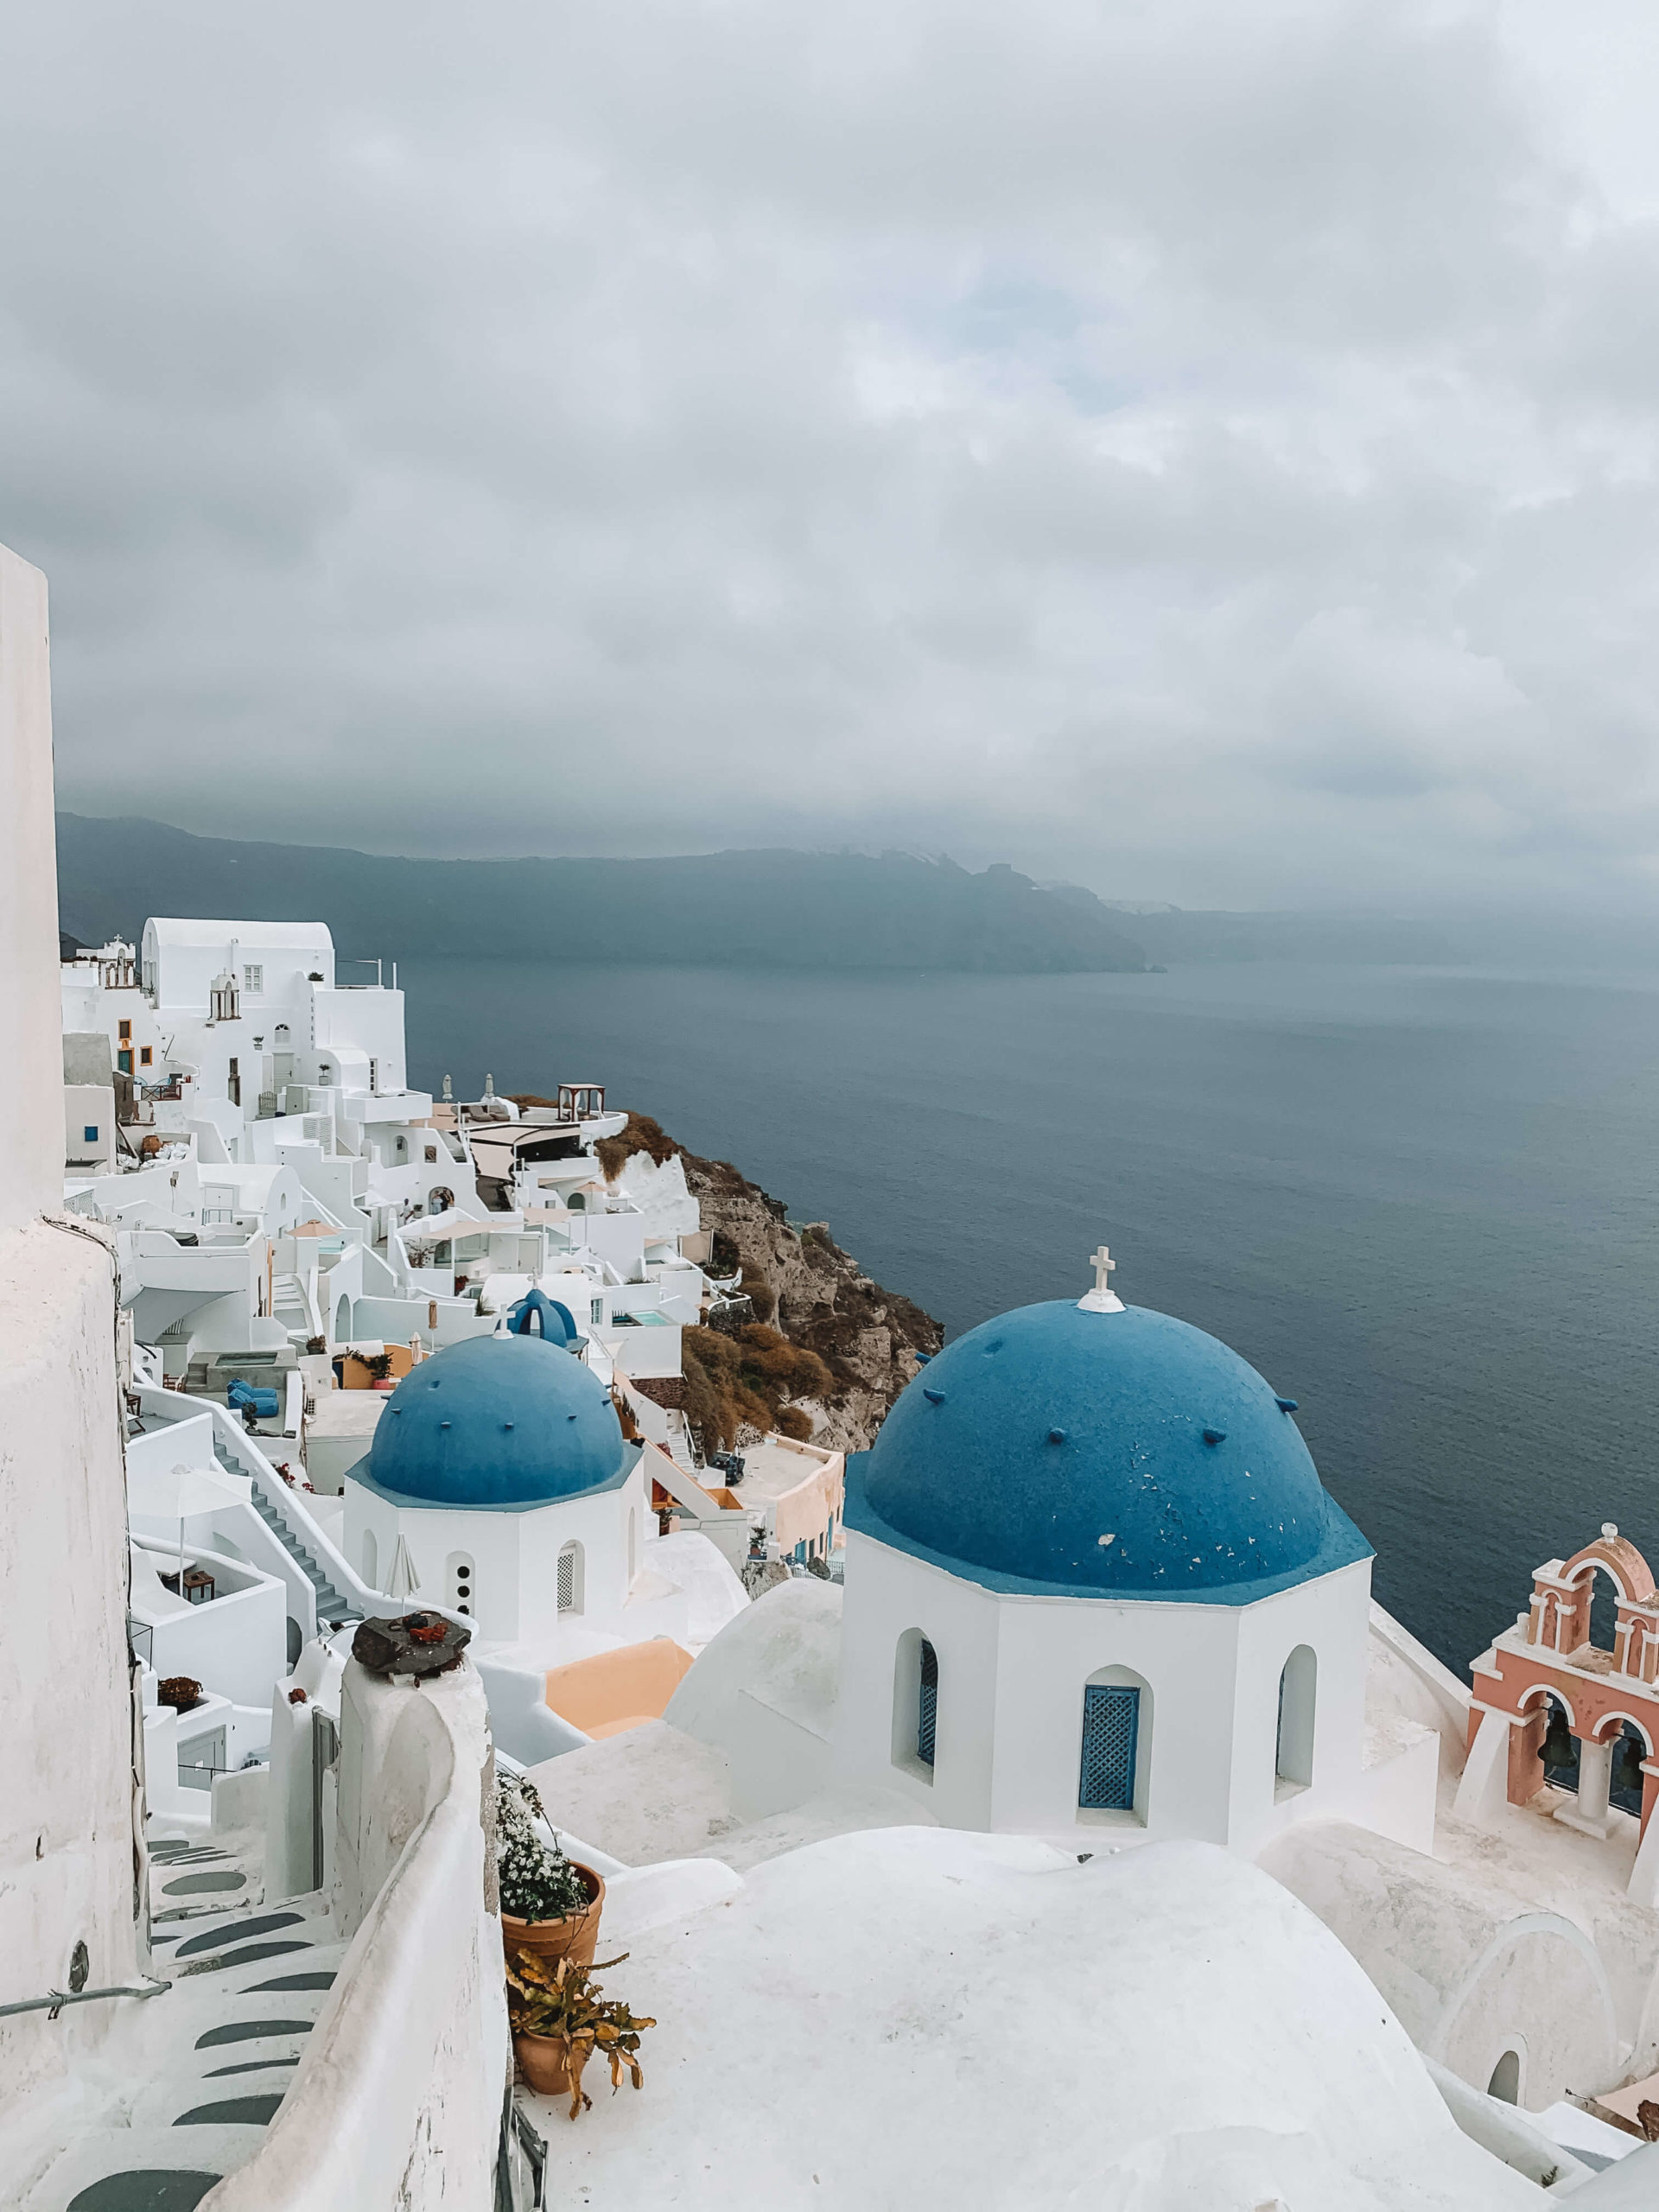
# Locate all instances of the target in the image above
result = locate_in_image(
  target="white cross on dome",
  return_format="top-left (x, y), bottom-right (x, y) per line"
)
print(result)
top-left (1078, 1242), bottom-right (1126, 1315)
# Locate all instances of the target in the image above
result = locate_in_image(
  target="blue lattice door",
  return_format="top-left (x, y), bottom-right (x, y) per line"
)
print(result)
top-left (1078, 1684), bottom-right (1139, 1809)
top-left (918, 1639), bottom-right (938, 1767)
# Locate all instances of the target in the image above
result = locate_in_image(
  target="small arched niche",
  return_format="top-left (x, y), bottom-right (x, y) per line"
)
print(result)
top-left (556, 1540), bottom-right (584, 1617)
top-left (360, 1529), bottom-right (378, 1588)
top-left (891, 1627), bottom-right (938, 1785)
top-left (1275, 1644), bottom-right (1318, 1796)
top-left (1487, 2047), bottom-right (1522, 2106)
top-left (1078, 1665), bottom-right (1152, 1823)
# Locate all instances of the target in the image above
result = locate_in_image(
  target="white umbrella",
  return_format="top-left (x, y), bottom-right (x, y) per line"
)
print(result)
top-left (128, 1460), bottom-right (247, 1588)
top-left (386, 1533), bottom-right (423, 1603)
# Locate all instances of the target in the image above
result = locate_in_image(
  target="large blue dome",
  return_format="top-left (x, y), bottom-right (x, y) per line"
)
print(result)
top-left (359, 1332), bottom-right (631, 1510)
top-left (847, 1301), bottom-right (1370, 1602)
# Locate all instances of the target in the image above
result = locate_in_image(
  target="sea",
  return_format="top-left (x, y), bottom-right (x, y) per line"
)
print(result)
top-left (399, 955), bottom-right (1659, 1675)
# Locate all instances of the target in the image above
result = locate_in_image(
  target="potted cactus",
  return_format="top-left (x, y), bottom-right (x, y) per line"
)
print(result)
top-left (498, 1773), bottom-right (605, 1971)
top-left (505, 1948), bottom-right (654, 2114)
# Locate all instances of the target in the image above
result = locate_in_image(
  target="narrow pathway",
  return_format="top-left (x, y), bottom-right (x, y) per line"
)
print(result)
top-left (16, 1832), bottom-right (339, 2211)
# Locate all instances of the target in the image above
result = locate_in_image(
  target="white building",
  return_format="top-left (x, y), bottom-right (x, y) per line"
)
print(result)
top-left (340, 1292), bottom-right (748, 1761)
top-left (343, 1310), bottom-right (658, 1647)
top-left (832, 1267), bottom-right (1427, 1854)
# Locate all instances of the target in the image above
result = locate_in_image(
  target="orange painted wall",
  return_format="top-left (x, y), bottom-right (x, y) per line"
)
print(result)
top-left (543, 1637), bottom-right (695, 1737)
top-left (1487, 1644), bottom-right (1659, 1752)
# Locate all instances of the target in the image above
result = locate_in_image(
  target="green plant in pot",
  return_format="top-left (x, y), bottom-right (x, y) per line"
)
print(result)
top-left (506, 1948), bottom-right (655, 2114)
top-left (497, 1774), bottom-right (606, 1972)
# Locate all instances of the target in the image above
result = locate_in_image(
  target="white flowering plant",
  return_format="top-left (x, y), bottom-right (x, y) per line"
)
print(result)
top-left (498, 1773), bottom-right (590, 1922)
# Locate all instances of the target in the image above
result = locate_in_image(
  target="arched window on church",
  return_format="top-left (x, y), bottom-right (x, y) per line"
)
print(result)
top-left (361, 1529), bottom-right (378, 1589)
top-left (1079, 1667), bottom-right (1151, 1818)
top-left (1540, 1694), bottom-right (1580, 1794)
top-left (1275, 1645), bottom-right (1318, 1795)
top-left (1611, 1720), bottom-right (1649, 1818)
top-left (890, 1628), bottom-right (937, 1784)
top-left (918, 1640), bottom-right (938, 1767)
top-left (557, 1540), bottom-right (584, 1617)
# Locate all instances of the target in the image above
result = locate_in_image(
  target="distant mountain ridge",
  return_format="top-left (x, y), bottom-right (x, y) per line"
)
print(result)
top-left (54, 816), bottom-right (1149, 976)
top-left (1040, 882), bottom-right (1457, 967)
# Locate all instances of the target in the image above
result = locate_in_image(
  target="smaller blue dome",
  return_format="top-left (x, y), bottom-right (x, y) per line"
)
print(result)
top-left (362, 1332), bottom-right (629, 1510)
top-left (506, 1287), bottom-right (577, 1345)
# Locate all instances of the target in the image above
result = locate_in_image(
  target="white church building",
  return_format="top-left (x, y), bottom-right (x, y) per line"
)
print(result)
top-left (832, 1249), bottom-right (1421, 1853)
top-left (342, 1291), bottom-right (658, 1645)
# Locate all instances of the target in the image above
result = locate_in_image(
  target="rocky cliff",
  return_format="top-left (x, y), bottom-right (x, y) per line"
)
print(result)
top-left (595, 1113), bottom-right (944, 1453)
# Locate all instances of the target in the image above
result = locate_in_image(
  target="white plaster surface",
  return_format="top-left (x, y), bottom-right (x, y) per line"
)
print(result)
top-left (687, 1782), bottom-right (941, 1873)
top-left (598, 1855), bottom-right (745, 1943)
top-left (666, 1574), bottom-right (840, 1819)
top-left (529, 1721), bottom-right (735, 1864)
top-left (0, 543), bottom-right (61, 1230)
top-left (646, 1528), bottom-right (748, 1646)
top-left (1261, 1817), bottom-right (1619, 2109)
top-left (531, 1827), bottom-right (1538, 2209)
top-left (1567, 2142), bottom-right (1659, 2205)
top-left (0, 1216), bottom-right (137, 2126)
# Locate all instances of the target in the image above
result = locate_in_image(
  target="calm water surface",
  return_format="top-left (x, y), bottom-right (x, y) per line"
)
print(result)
top-left (400, 957), bottom-right (1659, 1672)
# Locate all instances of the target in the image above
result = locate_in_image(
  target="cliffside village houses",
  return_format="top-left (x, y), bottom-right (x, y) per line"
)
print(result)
top-left (9, 532), bottom-right (1659, 2205)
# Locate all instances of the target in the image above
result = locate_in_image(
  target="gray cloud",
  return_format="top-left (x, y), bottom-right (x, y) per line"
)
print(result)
top-left (5, 0), bottom-right (1659, 908)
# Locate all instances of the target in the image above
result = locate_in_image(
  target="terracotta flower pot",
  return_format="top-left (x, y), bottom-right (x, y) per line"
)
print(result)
top-left (502, 1863), bottom-right (606, 1974)
top-left (513, 2031), bottom-right (572, 2098)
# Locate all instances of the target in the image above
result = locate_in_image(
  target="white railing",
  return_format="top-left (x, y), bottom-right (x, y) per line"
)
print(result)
top-left (135, 1385), bottom-right (391, 1619)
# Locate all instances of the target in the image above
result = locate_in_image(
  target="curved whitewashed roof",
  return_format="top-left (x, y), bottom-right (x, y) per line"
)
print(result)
top-left (665, 1573), bottom-right (841, 1747)
top-left (143, 918), bottom-right (334, 950)
top-left (547, 1829), bottom-right (1537, 2208)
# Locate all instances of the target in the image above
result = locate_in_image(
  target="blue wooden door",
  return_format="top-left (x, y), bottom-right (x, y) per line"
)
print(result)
top-left (1079, 1684), bottom-right (1139, 1809)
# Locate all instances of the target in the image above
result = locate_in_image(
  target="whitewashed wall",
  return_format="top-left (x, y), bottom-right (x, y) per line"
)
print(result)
top-left (0, 544), bottom-right (62, 1230)
top-left (836, 1529), bottom-right (1376, 1853)
top-left (345, 1457), bottom-right (655, 1646)
top-left (0, 541), bottom-right (138, 2122)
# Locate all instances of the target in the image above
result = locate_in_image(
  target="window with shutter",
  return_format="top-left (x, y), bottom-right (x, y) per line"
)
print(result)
top-left (1078, 1684), bottom-right (1139, 1810)
top-left (918, 1639), bottom-right (938, 1767)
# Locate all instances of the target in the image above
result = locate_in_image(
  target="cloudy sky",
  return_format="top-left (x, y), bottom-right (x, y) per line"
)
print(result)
top-left (5, 0), bottom-right (1659, 908)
